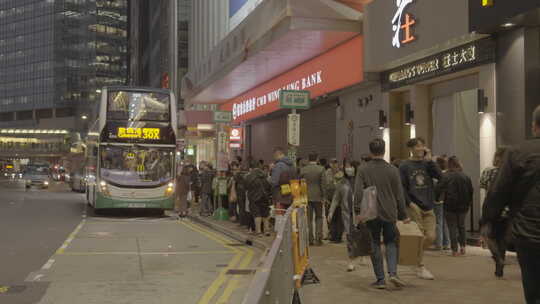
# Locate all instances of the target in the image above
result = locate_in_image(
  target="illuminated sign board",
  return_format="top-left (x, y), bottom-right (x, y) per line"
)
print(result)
top-left (117, 128), bottom-right (161, 140)
top-left (381, 38), bottom-right (495, 90)
top-left (230, 128), bottom-right (243, 141)
top-left (392, 0), bottom-right (417, 48)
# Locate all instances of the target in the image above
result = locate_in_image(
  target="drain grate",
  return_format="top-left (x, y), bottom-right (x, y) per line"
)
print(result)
top-left (0, 285), bottom-right (27, 295)
top-left (226, 269), bottom-right (256, 275)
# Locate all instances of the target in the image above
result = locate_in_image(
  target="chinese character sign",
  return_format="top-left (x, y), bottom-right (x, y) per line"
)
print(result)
top-left (392, 0), bottom-right (416, 49)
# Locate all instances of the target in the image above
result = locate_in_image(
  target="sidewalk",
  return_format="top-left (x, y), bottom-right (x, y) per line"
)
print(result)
top-left (190, 214), bottom-right (525, 304)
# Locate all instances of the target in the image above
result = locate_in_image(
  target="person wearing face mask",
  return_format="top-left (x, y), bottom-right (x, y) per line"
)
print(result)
top-left (344, 161), bottom-right (356, 182)
top-left (300, 152), bottom-right (327, 246)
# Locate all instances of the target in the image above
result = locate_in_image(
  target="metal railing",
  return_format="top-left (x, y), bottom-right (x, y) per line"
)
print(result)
top-left (242, 207), bottom-right (299, 304)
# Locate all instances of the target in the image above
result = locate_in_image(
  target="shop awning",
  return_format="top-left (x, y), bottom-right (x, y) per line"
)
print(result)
top-left (182, 0), bottom-right (363, 105)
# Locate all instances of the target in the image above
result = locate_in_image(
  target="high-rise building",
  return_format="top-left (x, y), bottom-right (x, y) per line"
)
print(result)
top-left (0, 0), bottom-right (128, 131)
top-left (128, 0), bottom-right (189, 109)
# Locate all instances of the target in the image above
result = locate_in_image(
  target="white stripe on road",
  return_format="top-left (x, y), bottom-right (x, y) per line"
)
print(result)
top-left (41, 259), bottom-right (55, 270)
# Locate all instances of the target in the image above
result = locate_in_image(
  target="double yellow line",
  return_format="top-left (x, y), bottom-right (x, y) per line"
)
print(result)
top-left (181, 221), bottom-right (255, 304)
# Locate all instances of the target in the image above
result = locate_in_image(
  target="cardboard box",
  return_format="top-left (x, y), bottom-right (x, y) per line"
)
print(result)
top-left (396, 221), bottom-right (424, 266)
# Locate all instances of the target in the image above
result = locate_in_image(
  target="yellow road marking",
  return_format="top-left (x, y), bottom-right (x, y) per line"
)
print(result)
top-left (182, 221), bottom-right (256, 304)
top-left (55, 219), bottom-right (86, 254)
top-left (180, 221), bottom-right (246, 304)
top-left (0, 286), bottom-right (9, 294)
top-left (58, 250), bottom-right (234, 256)
top-left (216, 238), bottom-right (255, 304)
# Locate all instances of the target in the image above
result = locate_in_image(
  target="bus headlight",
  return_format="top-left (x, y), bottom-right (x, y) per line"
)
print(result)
top-left (165, 182), bottom-right (174, 196)
top-left (44, 181), bottom-right (49, 186)
top-left (99, 181), bottom-right (110, 196)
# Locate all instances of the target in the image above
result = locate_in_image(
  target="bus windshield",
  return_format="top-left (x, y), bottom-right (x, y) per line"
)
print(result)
top-left (107, 90), bottom-right (170, 121)
top-left (99, 146), bottom-right (174, 187)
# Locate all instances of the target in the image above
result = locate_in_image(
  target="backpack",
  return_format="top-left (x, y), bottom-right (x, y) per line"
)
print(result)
top-left (277, 164), bottom-right (296, 205)
top-left (248, 175), bottom-right (271, 204)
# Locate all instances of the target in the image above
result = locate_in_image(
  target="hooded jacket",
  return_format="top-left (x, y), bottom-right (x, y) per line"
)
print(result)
top-left (435, 170), bottom-right (474, 213)
top-left (245, 168), bottom-right (271, 204)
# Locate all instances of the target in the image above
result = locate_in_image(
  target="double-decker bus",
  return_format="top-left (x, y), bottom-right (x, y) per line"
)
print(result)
top-left (85, 86), bottom-right (177, 211)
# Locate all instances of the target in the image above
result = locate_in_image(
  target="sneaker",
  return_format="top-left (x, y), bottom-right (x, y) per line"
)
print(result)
top-left (371, 280), bottom-right (386, 289)
top-left (389, 276), bottom-right (407, 288)
top-left (416, 266), bottom-right (435, 280)
top-left (346, 263), bottom-right (355, 272)
top-left (460, 247), bottom-right (466, 256)
top-left (452, 251), bottom-right (460, 257)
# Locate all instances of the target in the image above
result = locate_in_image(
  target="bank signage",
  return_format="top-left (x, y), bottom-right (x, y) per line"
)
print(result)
top-left (221, 37), bottom-right (364, 123)
top-left (231, 71), bottom-right (322, 120)
top-left (381, 38), bottom-right (495, 90)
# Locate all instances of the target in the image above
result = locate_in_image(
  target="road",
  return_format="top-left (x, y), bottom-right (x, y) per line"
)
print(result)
top-left (0, 179), bottom-right (260, 304)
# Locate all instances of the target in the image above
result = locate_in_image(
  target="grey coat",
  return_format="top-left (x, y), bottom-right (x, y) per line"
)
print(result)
top-left (300, 163), bottom-right (326, 202)
top-left (328, 177), bottom-right (354, 235)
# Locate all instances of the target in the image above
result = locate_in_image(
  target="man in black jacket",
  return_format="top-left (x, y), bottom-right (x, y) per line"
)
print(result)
top-left (483, 106), bottom-right (540, 304)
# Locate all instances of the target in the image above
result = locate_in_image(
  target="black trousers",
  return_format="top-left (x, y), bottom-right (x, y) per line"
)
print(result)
top-left (516, 240), bottom-right (540, 304)
top-left (445, 211), bottom-right (467, 252)
top-left (329, 206), bottom-right (344, 242)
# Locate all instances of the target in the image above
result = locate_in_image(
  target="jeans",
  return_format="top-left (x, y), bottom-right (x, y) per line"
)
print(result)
top-left (367, 219), bottom-right (399, 281)
top-left (516, 240), bottom-right (540, 304)
top-left (434, 203), bottom-right (450, 248)
top-left (445, 211), bottom-right (467, 252)
top-left (307, 201), bottom-right (323, 244)
top-left (407, 204), bottom-right (436, 266)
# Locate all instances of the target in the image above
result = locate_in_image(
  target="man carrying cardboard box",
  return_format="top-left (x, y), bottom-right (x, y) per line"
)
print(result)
top-left (355, 138), bottom-right (410, 289)
top-left (399, 137), bottom-right (442, 280)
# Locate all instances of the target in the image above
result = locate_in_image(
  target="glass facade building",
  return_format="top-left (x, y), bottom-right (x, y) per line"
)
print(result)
top-left (0, 0), bottom-right (128, 129)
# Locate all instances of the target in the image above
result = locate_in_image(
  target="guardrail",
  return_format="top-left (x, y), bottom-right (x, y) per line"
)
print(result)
top-left (242, 180), bottom-right (316, 304)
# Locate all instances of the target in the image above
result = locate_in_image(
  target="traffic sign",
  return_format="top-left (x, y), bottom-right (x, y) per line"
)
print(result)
top-left (214, 111), bottom-right (233, 123)
top-left (287, 114), bottom-right (301, 146)
top-left (280, 90), bottom-right (311, 110)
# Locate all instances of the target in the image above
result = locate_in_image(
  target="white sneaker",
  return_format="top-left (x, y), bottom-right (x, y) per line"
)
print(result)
top-left (416, 266), bottom-right (435, 280)
top-left (347, 263), bottom-right (355, 272)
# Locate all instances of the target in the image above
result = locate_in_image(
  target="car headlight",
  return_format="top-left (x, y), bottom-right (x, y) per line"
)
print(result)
top-left (44, 181), bottom-right (49, 185)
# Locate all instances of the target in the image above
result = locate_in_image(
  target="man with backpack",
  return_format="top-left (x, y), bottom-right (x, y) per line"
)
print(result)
top-left (270, 146), bottom-right (295, 210)
top-left (245, 164), bottom-right (272, 236)
top-left (483, 106), bottom-right (540, 304)
top-left (300, 152), bottom-right (326, 246)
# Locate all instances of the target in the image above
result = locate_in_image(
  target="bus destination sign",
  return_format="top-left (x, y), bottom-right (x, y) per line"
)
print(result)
top-left (117, 127), bottom-right (161, 140)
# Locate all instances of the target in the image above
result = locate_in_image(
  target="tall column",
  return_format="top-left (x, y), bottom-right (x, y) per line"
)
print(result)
top-left (169, 0), bottom-right (179, 98)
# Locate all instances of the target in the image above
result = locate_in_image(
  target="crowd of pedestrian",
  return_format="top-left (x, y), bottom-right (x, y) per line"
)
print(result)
top-left (173, 106), bottom-right (540, 303)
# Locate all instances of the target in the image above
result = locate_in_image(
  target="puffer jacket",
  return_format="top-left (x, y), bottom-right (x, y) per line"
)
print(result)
top-left (435, 170), bottom-right (474, 213)
top-left (483, 138), bottom-right (540, 245)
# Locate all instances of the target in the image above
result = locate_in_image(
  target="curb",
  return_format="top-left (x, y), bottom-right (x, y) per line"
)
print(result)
top-left (188, 215), bottom-right (269, 251)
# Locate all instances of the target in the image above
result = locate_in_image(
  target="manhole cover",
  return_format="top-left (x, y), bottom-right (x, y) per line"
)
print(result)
top-left (226, 269), bottom-right (256, 275)
top-left (0, 285), bottom-right (27, 294)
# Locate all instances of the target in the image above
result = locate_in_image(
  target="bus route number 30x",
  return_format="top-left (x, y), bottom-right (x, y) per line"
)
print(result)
top-left (117, 127), bottom-right (161, 140)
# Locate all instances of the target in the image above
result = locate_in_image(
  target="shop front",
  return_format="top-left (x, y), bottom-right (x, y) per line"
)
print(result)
top-left (364, 0), bottom-right (496, 231)
top-left (220, 36), bottom-right (364, 163)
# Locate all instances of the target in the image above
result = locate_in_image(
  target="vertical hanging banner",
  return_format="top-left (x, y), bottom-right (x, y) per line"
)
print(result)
top-left (218, 131), bottom-right (229, 152)
top-left (288, 114), bottom-right (301, 146)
